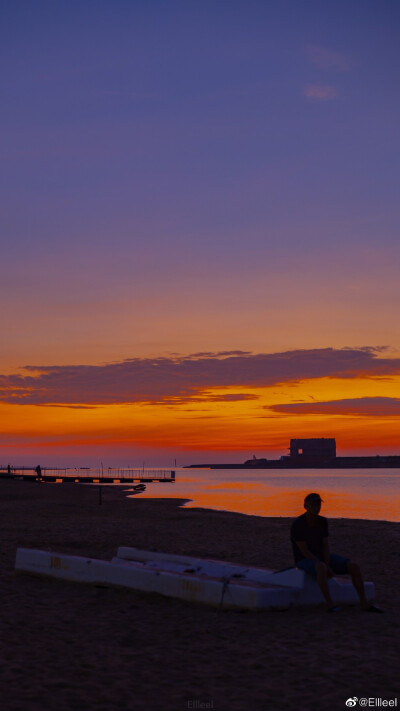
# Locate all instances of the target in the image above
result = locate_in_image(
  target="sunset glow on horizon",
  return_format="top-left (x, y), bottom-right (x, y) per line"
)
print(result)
top-left (1, 350), bottom-right (400, 465)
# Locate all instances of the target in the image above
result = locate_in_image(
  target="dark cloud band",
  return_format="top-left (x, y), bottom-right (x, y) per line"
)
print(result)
top-left (270, 397), bottom-right (400, 417)
top-left (0, 347), bottom-right (399, 406)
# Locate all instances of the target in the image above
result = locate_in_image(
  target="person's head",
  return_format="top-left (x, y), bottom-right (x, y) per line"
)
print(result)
top-left (304, 492), bottom-right (323, 515)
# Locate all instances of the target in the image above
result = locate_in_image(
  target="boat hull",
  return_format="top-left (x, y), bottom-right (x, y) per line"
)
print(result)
top-left (15, 547), bottom-right (375, 610)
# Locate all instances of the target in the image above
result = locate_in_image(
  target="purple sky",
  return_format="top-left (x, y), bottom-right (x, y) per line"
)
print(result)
top-left (2, 1), bottom-right (399, 274)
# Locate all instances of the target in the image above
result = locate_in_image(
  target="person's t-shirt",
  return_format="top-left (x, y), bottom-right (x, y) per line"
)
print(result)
top-left (290, 513), bottom-right (328, 563)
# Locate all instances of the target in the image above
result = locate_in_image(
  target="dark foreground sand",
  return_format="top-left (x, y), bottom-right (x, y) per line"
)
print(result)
top-left (1, 480), bottom-right (399, 711)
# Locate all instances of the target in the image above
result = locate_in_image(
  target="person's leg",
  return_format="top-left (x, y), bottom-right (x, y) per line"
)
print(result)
top-left (297, 559), bottom-right (339, 610)
top-left (346, 561), bottom-right (369, 609)
top-left (315, 561), bottom-right (336, 609)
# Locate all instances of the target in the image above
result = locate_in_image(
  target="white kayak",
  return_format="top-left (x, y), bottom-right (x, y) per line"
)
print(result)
top-left (15, 547), bottom-right (374, 610)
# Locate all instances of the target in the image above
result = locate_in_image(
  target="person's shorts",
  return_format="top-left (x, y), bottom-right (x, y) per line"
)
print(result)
top-left (297, 554), bottom-right (350, 577)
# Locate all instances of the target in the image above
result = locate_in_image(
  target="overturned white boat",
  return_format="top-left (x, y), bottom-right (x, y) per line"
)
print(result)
top-left (15, 546), bottom-right (374, 610)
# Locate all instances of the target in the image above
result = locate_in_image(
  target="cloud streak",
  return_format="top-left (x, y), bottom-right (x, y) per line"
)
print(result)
top-left (305, 45), bottom-right (352, 72)
top-left (270, 397), bottom-right (400, 417)
top-left (0, 347), bottom-right (399, 406)
top-left (304, 84), bottom-right (338, 101)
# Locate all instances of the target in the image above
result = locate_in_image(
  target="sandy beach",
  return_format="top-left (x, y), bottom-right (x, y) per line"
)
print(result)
top-left (1, 480), bottom-right (399, 711)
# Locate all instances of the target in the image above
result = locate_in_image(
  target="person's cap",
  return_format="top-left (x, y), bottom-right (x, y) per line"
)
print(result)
top-left (304, 492), bottom-right (323, 505)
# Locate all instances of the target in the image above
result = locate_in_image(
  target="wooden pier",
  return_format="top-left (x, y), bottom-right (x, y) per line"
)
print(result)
top-left (0, 467), bottom-right (175, 484)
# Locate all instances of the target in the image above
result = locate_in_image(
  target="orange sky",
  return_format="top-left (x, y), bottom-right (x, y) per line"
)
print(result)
top-left (2, 245), bottom-right (400, 374)
top-left (1, 370), bottom-right (400, 465)
top-left (2, 247), bottom-right (400, 466)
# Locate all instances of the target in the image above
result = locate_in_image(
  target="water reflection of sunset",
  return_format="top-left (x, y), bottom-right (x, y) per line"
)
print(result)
top-left (135, 469), bottom-right (400, 523)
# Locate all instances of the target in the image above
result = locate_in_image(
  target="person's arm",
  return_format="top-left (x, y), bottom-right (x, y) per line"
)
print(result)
top-left (295, 541), bottom-right (319, 560)
top-left (296, 540), bottom-right (334, 577)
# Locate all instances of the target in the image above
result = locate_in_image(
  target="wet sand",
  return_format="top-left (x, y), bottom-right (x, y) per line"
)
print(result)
top-left (1, 480), bottom-right (399, 711)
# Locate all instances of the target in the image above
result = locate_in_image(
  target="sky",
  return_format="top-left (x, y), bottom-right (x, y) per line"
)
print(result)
top-left (1, 0), bottom-right (400, 466)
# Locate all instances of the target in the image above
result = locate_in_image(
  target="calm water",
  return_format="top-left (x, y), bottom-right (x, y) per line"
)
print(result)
top-left (132, 468), bottom-right (400, 522)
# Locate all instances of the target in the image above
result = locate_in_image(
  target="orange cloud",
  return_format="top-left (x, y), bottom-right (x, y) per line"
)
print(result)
top-left (305, 45), bottom-right (352, 72)
top-left (304, 84), bottom-right (338, 100)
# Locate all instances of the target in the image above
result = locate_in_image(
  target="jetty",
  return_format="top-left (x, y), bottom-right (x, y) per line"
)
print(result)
top-left (0, 466), bottom-right (175, 484)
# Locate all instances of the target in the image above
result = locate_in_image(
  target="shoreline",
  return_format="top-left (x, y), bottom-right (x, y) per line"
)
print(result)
top-left (1, 480), bottom-right (399, 711)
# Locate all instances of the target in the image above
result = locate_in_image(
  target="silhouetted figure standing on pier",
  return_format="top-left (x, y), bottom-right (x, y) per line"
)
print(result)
top-left (35, 465), bottom-right (42, 482)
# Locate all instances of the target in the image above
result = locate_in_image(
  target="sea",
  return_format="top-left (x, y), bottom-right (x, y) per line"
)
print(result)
top-left (133, 467), bottom-right (400, 523)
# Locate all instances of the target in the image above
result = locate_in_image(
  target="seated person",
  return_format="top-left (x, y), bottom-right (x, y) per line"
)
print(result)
top-left (291, 493), bottom-right (382, 612)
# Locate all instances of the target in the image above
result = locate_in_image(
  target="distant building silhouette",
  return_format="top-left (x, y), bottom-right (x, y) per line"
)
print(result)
top-left (188, 434), bottom-right (400, 468)
top-left (289, 438), bottom-right (336, 463)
